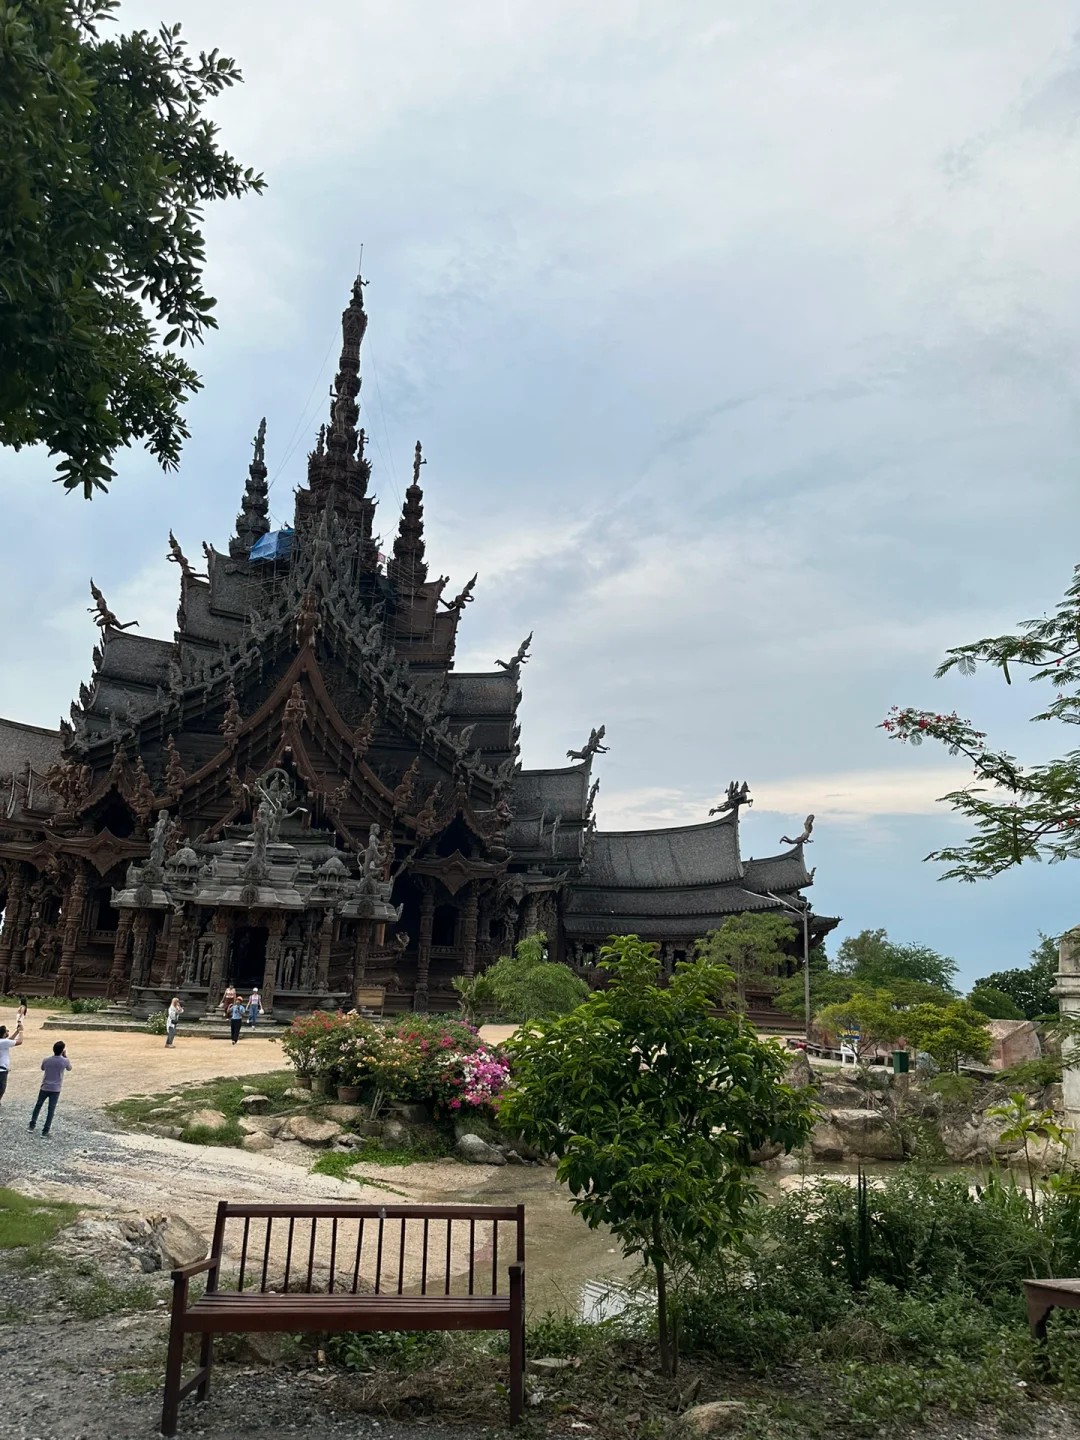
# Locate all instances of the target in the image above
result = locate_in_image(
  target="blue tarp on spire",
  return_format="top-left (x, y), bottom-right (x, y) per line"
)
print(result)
top-left (249, 528), bottom-right (294, 562)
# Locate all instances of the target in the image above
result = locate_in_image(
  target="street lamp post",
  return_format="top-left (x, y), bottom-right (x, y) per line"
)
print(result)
top-left (764, 891), bottom-right (811, 1046)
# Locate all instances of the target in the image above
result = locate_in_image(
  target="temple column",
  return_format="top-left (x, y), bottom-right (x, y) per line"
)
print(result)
top-left (54, 864), bottom-right (89, 998)
top-left (0, 864), bottom-right (25, 992)
top-left (1055, 927), bottom-right (1080, 1151)
top-left (316, 911), bottom-right (334, 991)
top-left (261, 912), bottom-right (286, 1014)
top-left (522, 892), bottom-right (539, 938)
top-left (127, 913), bottom-right (153, 1000)
top-left (205, 912), bottom-right (232, 1011)
top-left (414, 883), bottom-right (435, 1012)
top-left (352, 919), bottom-right (374, 998)
top-left (161, 908), bottom-right (185, 989)
top-left (461, 885), bottom-right (479, 980)
top-left (107, 911), bottom-right (134, 998)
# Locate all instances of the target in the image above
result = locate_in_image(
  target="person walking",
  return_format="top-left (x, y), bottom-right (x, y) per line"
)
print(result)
top-left (246, 987), bottom-right (261, 1027)
top-left (165, 997), bottom-right (183, 1047)
top-left (221, 984), bottom-right (237, 1016)
top-left (228, 997), bottom-right (246, 1044)
top-left (29, 1040), bottom-right (72, 1137)
top-left (0, 1018), bottom-right (24, 1109)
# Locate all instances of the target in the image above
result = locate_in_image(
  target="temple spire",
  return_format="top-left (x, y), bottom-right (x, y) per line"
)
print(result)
top-left (326, 273), bottom-right (367, 462)
top-left (387, 441), bottom-right (428, 591)
top-left (230, 418), bottom-right (271, 558)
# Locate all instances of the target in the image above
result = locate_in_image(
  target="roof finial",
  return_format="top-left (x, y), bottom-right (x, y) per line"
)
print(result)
top-left (230, 418), bottom-right (271, 558)
top-left (388, 440), bottom-right (429, 592)
top-left (413, 440), bottom-right (426, 484)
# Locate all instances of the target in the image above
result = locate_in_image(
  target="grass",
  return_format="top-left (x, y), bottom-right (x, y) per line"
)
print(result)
top-left (107, 1068), bottom-right (305, 1147)
top-left (307, 1152), bottom-right (407, 1193)
top-left (0, 1186), bottom-right (78, 1248)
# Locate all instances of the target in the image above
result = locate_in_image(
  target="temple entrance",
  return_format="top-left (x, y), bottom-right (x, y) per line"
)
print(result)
top-left (229, 925), bottom-right (268, 990)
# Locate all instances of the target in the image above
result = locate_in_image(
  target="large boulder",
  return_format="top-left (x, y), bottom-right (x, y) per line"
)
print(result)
top-left (283, 1087), bottom-right (313, 1102)
top-left (184, 1108), bottom-right (228, 1130)
top-left (675, 1401), bottom-right (748, 1436)
top-left (784, 1051), bottom-right (814, 1088)
top-left (153, 1215), bottom-right (209, 1270)
top-left (282, 1115), bottom-right (341, 1146)
top-left (321, 1103), bottom-right (367, 1123)
top-left (812, 1108), bottom-right (902, 1161)
top-left (239, 1115), bottom-right (286, 1137)
top-left (456, 1133), bottom-right (507, 1166)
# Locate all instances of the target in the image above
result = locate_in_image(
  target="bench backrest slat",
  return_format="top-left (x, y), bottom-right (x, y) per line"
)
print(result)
top-left (208, 1202), bottom-right (525, 1300)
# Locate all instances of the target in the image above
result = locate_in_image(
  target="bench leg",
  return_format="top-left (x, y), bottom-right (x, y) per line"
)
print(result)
top-left (160, 1318), bottom-right (185, 1436)
top-left (197, 1331), bottom-right (214, 1401)
top-left (509, 1267), bottom-right (525, 1424)
top-left (1028, 1295), bottom-right (1055, 1376)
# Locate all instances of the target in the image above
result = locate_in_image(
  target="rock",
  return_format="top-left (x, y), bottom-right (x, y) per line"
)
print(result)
top-left (239, 1114), bottom-right (286, 1137)
top-left (675, 1401), bottom-right (749, 1436)
top-left (282, 1115), bottom-right (342, 1146)
top-left (184, 1108), bottom-right (228, 1130)
top-left (241, 1084), bottom-right (259, 1094)
top-left (147, 1105), bottom-right (178, 1117)
top-left (504, 1150), bottom-right (524, 1164)
top-left (240, 1094), bottom-right (270, 1114)
top-left (809, 1122), bottom-right (845, 1162)
top-left (283, 1087), bottom-right (312, 1101)
top-left (748, 1141), bottom-right (782, 1165)
top-left (145, 1124), bottom-right (184, 1140)
top-left (233, 1331), bottom-right (283, 1364)
top-left (382, 1118), bottom-right (410, 1150)
top-left (154, 1215), bottom-right (209, 1270)
top-left (242, 1131), bottom-right (275, 1153)
top-left (321, 1103), bottom-right (367, 1123)
top-left (820, 1107), bottom-right (902, 1161)
top-left (387, 1101), bottom-right (430, 1124)
top-left (784, 1051), bottom-right (814, 1088)
top-left (456, 1133), bottom-right (507, 1166)
top-left (815, 1080), bottom-right (866, 1108)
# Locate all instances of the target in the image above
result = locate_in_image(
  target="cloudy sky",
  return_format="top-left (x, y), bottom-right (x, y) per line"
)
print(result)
top-left (7, 1), bottom-right (1080, 985)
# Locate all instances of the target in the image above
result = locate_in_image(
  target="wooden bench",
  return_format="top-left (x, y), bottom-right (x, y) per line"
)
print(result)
top-left (354, 985), bottom-right (386, 1018)
top-left (1024, 1277), bottom-right (1080, 1354)
top-left (162, 1200), bottom-right (525, 1435)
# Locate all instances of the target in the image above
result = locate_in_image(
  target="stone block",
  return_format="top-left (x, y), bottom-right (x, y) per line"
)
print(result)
top-left (826, 1107), bottom-right (903, 1160)
top-left (154, 1215), bottom-right (209, 1270)
top-left (283, 1115), bottom-right (341, 1146)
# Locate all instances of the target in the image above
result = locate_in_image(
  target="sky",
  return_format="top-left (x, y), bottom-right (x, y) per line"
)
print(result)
top-left (5, 1), bottom-right (1080, 986)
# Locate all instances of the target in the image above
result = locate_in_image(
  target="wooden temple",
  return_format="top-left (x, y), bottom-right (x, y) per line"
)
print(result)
top-left (0, 277), bottom-right (836, 1021)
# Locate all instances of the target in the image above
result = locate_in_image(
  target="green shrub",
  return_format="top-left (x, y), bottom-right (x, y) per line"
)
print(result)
top-left (179, 1121), bottom-right (245, 1147)
top-left (326, 1328), bottom-right (447, 1371)
top-left (145, 1011), bottom-right (168, 1035)
top-left (998, 1055), bottom-right (1062, 1090)
top-left (70, 996), bottom-right (108, 1014)
top-left (0, 1188), bottom-right (78, 1248)
top-left (479, 933), bottom-right (589, 1022)
top-left (926, 1073), bottom-right (976, 1107)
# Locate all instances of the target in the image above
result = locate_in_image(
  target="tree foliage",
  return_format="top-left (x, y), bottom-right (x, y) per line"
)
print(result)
top-left (975, 932), bottom-right (1059, 1019)
top-left (815, 992), bottom-right (904, 1064)
top-left (834, 928), bottom-right (958, 992)
top-left (901, 1000), bottom-right (992, 1072)
top-left (967, 985), bottom-right (1024, 1021)
top-left (454, 933), bottom-right (589, 1024)
top-left (881, 562), bottom-right (1080, 880)
top-left (0, 0), bottom-right (264, 495)
top-left (694, 913), bottom-right (795, 1014)
top-left (498, 935), bottom-right (815, 1376)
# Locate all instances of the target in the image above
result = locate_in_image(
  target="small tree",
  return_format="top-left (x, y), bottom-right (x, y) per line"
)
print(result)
top-left (815, 992), bottom-right (904, 1066)
top-left (987, 1092), bottom-right (1073, 1219)
top-left (694, 913), bottom-right (795, 1015)
top-left (478, 934), bottom-right (589, 1022)
top-left (498, 936), bottom-right (815, 1376)
top-left (902, 1000), bottom-right (992, 1072)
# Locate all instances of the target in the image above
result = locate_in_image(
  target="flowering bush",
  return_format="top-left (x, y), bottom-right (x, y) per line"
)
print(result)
top-left (279, 1011), bottom-right (510, 1115)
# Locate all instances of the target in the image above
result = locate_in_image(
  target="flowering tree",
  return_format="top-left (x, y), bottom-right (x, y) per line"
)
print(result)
top-left (882, 563), bottom-right (1080, 881)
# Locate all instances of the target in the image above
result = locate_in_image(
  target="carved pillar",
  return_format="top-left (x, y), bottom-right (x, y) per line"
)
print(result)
top-left (0, 864), bottom-right (26, 991)
top-left (461, 885), bottom-right (479, 980)
top-left (206, 911), bottom-right (232, 1011)
top-left (1056, 927), bottom-right (1080, 1151)
top-left (108, 910), bottom-right (134, 998)
top-left (54, 864), bottom-right (89, 998)
top-left (127, 912), bottom-right (153, 1000)
top-left (415, 883), bottom-right (435, 1012)
top-left (352, 918), bottom-right (374, 997)
top-left (316, 911), bottom-right (334, 991)
top-left (161, 909), bottom-right (182, 989)
top-left (522, 892), bottom-right (539, 938)
top-left (262, 912), bottom-right (286, 1014)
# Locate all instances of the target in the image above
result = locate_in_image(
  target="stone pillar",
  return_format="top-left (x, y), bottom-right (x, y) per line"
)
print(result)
top-left (108, 911), bottom-right (134, 998)
top-left (1055, 927), bottom-right (1080, 1148)
top-left (206, 911), bottom-right (232, 1011)
top-left (262, 913), bottom-right (286, 1014)
top-left (316, 911), bottom-right (334, 990)
top-left (415, 883), bottom-right (435, 1012)
top-left (161, 908), bottom-right (185, 989)
top-left (352, 918), bottom-right (374, 997)
top-left (461, 886), bottom-right (479, 980)
top-left (54, 865), bottom-right (89, 998)
top-left (522, 892), bottom-right (539, 938)
top-left (127, 912), bottom-right (153, 1000)
top-left (0, 864), bottom-right (26, 992)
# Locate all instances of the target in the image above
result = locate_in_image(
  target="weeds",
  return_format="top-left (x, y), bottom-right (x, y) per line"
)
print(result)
top-left (0, 1187), bottom-right (78, 1248)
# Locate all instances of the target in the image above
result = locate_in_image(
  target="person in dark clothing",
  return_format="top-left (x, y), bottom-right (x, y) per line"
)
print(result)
top-left (29, 1040), bottom-right (72, 1136)
top-left (228, 999), bottom-right (246, 1044)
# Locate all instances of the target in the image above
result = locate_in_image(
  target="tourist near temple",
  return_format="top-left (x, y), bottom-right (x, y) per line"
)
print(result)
top-left (0, 277), bottom-right (836, 1022)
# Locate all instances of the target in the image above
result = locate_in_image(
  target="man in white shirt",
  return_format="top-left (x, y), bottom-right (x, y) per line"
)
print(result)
top-left (0, 1020), bottom-right (24, 1107)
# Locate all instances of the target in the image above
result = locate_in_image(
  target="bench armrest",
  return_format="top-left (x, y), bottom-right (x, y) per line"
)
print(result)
top-left (171, 1255), bottom-right (220, 1283)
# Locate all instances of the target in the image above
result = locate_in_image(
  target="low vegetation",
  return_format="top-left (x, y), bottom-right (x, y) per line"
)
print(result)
top-left (0, 1187), bottom-right (78, 1248)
